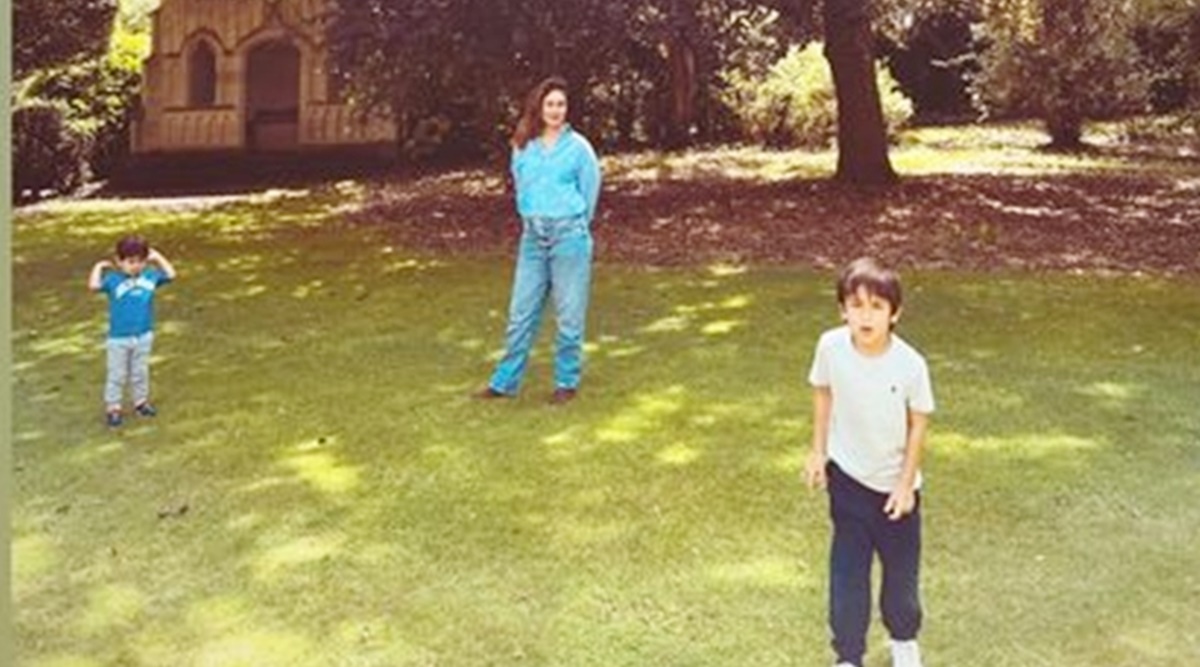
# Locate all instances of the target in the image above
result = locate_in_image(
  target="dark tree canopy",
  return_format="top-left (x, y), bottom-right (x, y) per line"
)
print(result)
top-left (54, 0), bottom-right (1168, 184)
top-left (14, 0), bottom-right (119, 79)
top-left (327, 0), bottom-right (798, 157)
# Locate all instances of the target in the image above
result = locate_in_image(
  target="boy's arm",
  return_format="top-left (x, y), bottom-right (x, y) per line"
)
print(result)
top-left (884, 409), bottom-right (930, 520)
top-left (148, 247), bottom-right (178, 281)
top-left (88, 260), bottom-right (112, 291)
top-left (804, 386), bottom-right (833, 489)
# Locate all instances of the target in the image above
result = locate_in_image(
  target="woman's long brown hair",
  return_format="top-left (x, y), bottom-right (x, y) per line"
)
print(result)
top-left (510, 76), bottom-right (569, 149)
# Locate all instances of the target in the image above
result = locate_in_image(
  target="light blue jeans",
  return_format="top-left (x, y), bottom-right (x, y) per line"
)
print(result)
top-left (489, 215), bottom-right (593, 394)
top-left (105, 332), bottom-right (154, 409)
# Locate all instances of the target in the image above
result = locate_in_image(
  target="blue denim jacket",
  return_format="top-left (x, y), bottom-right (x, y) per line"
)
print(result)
top-left (511, 125), bottom-right (601, 224)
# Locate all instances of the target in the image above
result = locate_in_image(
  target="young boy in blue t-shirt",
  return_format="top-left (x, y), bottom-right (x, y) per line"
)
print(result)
top-left (804, 257), bottom-right (935, 667)
top-left (88, 235), bottom-right (178, 427)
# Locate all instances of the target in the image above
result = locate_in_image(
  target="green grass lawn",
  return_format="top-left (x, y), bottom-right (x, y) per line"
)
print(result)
top-left (12, 161), bottom-right (1200, 666)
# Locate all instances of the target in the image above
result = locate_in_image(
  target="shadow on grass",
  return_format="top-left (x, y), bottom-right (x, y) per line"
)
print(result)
top-left (329, 170), bottom-right (1200, 275)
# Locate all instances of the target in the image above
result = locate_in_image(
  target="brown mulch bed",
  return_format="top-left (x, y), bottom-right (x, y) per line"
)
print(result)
top-left (344, 170), bottom-right (1200, 276)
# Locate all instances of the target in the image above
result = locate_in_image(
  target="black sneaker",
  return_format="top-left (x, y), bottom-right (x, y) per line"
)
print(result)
top-left (106, 411), bottom-right (123, 428)
top-left (135, 402), bottom-right (158, 417)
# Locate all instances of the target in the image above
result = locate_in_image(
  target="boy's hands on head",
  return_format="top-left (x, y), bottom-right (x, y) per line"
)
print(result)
top-left (146, 247), bottom-right (178, 280)
top-left (884, 486), bottom-right (916, 521)
top-left (88, 259), bottom-right (114, 291)
top-left (803, 449), bottom-right (828, 490)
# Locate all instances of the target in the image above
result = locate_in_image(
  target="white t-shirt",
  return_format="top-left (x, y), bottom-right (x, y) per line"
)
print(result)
top-left (808, 326), bottom-right (935, 493)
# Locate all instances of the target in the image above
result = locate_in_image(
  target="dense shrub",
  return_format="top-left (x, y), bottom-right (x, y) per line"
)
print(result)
top-left (1132, 6), bottom-right (1200, 114)
top-left (880, 7), bottom-right (982, 122)
top-left (13, 13), bottom-right (146, 200)
top-left (26, 28), bottom-right (144, 180)
top-left (722, 43), bottom-right (913, 149)
top-left (12, 100), bottom-right (91, 200)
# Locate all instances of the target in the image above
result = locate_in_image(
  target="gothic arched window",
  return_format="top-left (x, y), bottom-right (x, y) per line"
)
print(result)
top-left (188, 41), bottom-right (217, 107)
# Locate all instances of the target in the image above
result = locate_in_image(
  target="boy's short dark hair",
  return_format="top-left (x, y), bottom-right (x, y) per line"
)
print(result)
top-left (836, 257), bottom-right (902, 313)
top-left (116, 235), bottom-right (149, 260)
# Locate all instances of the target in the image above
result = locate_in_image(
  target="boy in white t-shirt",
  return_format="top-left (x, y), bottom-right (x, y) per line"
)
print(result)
top-left (804, 257), bottom-right (935, 667)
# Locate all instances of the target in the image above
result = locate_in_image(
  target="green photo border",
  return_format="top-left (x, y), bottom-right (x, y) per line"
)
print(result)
top-left (2, 0), bottom-right (17, 663)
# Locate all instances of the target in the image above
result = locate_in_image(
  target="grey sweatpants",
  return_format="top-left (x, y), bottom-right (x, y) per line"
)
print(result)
top-left (105, 332), bottom-right (154, 409)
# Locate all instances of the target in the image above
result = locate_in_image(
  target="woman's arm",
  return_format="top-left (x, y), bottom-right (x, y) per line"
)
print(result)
top-left (576, 136), bottom-right (601, 224)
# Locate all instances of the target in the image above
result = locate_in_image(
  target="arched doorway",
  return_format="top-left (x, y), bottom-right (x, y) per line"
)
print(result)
top-left (245, 39), bottom-right (301, 151)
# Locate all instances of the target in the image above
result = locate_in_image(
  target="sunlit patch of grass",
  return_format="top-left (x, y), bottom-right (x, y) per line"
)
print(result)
top-left (900, 121), bottom-right (1049, 150)
top-left (26, 330), bottom-right (96, 359)
top-left (76, 583), bottom-right (146, 635)
top-left (655, 442), bottom-right (702, 466)
top-left (606, 145), bottom-right (834, 183)
top-left (598, 120), bottom-right (1198, 183)
top-left (706, 557), bottom-right (807, 589)
top-left (12, 534), bottom-right (59, 592)
top-left (278, 450), bottom-right (361, 496)
top-left (937, 432), bottom-right (1102, 459)
top-left (891, 142), bottom-right (1135, 176)
top-left (189, 629), bottom-right (317, 667)
top-left (595, 386), bottom-right (688, 444)
top-left (1114, 623), bottom-right (1183, 661)
top-left (25, 656), bottom-right (105, 667)
top-left (184, 596), bottom-right (257, 636)
top-left (252, 534), bottom-right (347, 580)
top-left (642, 314), bottom-right (690, 333)
top-left (708, 263), bottom-right (748, 277)
top-left (12, 185), bottom-right (358, 258)
top-left (701, 319), bottom-right (744, 335)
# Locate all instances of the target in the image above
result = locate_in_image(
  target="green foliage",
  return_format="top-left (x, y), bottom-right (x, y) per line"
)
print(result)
top-left (12, 100), bottom-right (92, 199)
top-left (722, 42), bottom-right (913, 148)
top-left (14, 0), bottom-right (118, 78)
top-left (974, 0), bottom-right (1150, 144)
top-left (703, 6), bottom-right (794, 141)
top-left (1131, 1), bottom-right (1200, 115)
top-left (873, 0), bottom-right (1198, 143)
top-left (14, 1), bottom-right (148, 193)
top-left (329, 0), bottom-right (546, 160)
top-left (26, 37), bottom-right (144, 180)
top-left (879, 2), bottom-right (983, 122)
top-left (328, 0), bottom-right (794, 158)
top-left (116, 0), bottom-right (158, 33)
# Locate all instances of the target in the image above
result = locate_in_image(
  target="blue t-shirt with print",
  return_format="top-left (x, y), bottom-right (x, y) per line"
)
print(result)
top-left (101, 267), bottom-right (171, 338)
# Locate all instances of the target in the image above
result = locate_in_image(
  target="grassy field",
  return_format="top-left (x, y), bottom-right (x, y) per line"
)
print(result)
top-left (11, 132), bottom-right (1200, 666)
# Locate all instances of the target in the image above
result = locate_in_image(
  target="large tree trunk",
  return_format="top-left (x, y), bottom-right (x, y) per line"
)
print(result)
top-left (616, 74), bottom-right (637, 147)
top-left (1044, 99), bottom-right (1083, 148)
top-left (823, 0), bottom-right (897, 184)
top-left (665, 0), bottom-right (698, 149)
top-left (666, 39), bottom-right (697, 148)
top-left (1042, 0), bottom-right (1086, 149)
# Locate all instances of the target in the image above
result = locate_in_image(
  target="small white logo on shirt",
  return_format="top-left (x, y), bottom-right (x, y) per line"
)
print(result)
top-left (114, 276), bottom-right (157, 300)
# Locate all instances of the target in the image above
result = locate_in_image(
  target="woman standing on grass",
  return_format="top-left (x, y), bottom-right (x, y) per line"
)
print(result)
top-left (476, 76), bottom-right (602, 405)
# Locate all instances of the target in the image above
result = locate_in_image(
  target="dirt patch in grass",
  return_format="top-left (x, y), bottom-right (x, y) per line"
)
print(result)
top-left (344, 169), bottom-right (1200, 275)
